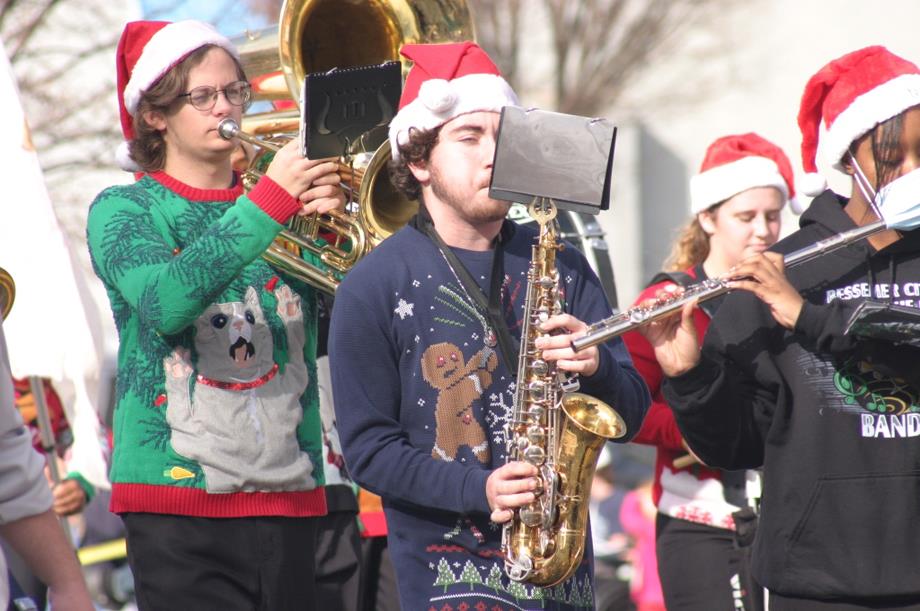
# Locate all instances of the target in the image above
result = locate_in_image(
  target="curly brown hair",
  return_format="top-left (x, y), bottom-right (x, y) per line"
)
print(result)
top-left (128, 45), bottom-right (246, 173)
top-left (387, 126), bottom-right (442, 201)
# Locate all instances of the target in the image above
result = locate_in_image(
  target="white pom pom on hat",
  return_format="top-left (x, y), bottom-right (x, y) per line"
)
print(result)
top-left (418, 79), bottom-right (458, 114)
top-left (797, 45), bottom-right (920, 195)
top-left (799, 172), bottom-right (828, 198)
top-left (115, 141), bottom-right (141, 173)
top-left (114, 20), bottom-right (238, 172)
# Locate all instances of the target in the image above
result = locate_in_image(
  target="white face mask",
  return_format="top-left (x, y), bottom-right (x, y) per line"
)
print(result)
top-left (875, 167), bottom-right (920, 230)
top-left (849, 153), bottom-right (920, 231)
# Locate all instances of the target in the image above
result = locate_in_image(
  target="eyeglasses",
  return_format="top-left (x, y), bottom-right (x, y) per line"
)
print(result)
top-left (177, 80), bottom-right (252, 111)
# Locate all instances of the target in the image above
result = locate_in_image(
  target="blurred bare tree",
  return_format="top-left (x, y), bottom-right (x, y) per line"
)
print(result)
top-left (242, 0), bottom-right (724, 117)
top-left (2, 0), bottom-right (123, 176)
top-left (468, 0), bottom-right (522, 88)
top-left (0, 0), bottom-right (136, 254)
top-left (1, 0), bottom-right (247, 218)
top-left (244, 0), bottom-right (281, 22)
top-left (470, 0), bottom-right (728, 116)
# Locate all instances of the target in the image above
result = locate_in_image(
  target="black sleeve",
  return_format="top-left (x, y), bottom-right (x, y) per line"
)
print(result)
top-left (793, 300), bottom-right (861, 353)
top-left (662, 339), bottom-right (771, 470)
top-left (661, 293), bottom-right (779, 470)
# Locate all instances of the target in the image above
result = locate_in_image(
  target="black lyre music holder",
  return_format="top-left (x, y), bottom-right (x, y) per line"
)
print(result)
top-left (300, 60), bottom-right (402, 159)
top-left (489, 106), bottom-right (617, 215)
top-left (844, 300), bottom-right (920, 347)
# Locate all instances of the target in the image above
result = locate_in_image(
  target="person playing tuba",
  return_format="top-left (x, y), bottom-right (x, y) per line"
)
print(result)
top-left (87, 20), bottom-right (345, 608)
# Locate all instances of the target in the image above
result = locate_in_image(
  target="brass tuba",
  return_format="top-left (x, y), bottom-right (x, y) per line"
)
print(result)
top-left (229, 0), bottom-right (475, 293)
top-left (0, 267), bottom-right (14, 321)
top-left (218, 118), bottom-right (411, 293)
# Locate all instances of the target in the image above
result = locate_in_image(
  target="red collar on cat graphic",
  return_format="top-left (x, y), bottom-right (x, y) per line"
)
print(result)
top-left (196, 364), bottom-right (279, 390)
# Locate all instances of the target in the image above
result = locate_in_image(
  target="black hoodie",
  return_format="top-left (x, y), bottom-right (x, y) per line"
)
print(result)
top-left (663, 190), bottom-right (920, 601)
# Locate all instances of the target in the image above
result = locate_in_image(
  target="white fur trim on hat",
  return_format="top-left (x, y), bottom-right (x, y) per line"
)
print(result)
top-left (124, 21), bottom-right (238, 115)
top-left (388, 73), bottom-right (519, 160)
top-left (115, 141), bottom-right (141, 172)
top-left (689, 156), bottom-right (789, 214)
top-left (820, 73), bottom-right (920, 171)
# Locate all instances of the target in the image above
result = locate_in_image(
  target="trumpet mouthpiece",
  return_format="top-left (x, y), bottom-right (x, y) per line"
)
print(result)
top-left (217, 118), bottom-right (240, 141)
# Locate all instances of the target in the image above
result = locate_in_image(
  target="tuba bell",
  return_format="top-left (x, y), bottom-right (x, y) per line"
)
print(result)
top-left (0, 267), bottom-right (14, 321)
top-left (229, 0), bottom-right (475, 293)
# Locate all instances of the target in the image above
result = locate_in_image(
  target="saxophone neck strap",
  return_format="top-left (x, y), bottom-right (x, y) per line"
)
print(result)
top-left (413, 209), bottom-right (519, 374)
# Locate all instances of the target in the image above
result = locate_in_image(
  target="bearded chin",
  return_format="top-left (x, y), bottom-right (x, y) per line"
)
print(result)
top-left (478, 200), bottom-right (512, 222)
top-left (429, 179), bottom-right (510, 223)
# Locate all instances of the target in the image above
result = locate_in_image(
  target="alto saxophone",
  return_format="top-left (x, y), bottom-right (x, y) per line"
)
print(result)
top-left (502, 199), bottom-right (627, 587)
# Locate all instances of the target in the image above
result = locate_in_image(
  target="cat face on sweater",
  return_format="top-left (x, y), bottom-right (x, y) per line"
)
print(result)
top-left (193, 287), bottom-right (274, 381)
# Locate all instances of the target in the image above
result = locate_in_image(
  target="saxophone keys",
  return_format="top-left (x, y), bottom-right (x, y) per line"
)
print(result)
top-left (532, 477), bottom-right (544, 495)
top-left (519, 505), bottom-right (543, 527)
top-left (530, 359), bottom-right (548, 376)
top-left (527, 381), bottom-right (547, 402)
top-left (523, 445), bottom-right (546, 465)
top-left (526, 425), bottom-right (546, 446)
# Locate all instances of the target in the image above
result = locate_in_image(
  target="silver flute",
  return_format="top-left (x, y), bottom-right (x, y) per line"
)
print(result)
top-left (571, 219), bottom-right (888, 352)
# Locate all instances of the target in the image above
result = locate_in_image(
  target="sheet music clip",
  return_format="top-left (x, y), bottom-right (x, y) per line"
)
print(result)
top-left (489, 106), bottom-right (617, 215)
top-left (301, 61), bottom-right (401, 159)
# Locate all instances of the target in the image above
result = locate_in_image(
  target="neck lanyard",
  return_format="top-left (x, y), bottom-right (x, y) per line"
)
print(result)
top-left (414, 211), bottom-right (520, 375)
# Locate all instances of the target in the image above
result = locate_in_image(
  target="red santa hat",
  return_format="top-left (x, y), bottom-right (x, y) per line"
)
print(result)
top-left (689, 133), bottom-right (800, 214)
top-left (388, 41), bottom-right (519, 159)
top-left (115, 20), bottom-right (239, 171)
top-left (798, 45), bottom-right (920, 196)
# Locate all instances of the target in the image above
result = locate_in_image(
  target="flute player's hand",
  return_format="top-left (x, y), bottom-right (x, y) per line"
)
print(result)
top-left (638, 288), bottom-right (701, 377)
top-left (725, 252), bottom-right (804, 330)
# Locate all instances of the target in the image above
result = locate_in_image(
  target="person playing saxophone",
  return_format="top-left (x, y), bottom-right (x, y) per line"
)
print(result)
top-left (328, 41), bottom-right (649, 610)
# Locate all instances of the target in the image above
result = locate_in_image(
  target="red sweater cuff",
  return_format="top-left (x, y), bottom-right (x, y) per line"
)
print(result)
top-left (248, 177), bottom-right (301, 224)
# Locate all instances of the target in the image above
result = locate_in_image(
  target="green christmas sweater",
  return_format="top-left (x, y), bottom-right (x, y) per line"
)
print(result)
top-left (87, 171), bottom-right (326, 518)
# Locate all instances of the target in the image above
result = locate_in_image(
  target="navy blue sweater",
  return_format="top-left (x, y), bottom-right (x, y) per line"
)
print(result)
top-left (330, 220), bottom-right (649, 609)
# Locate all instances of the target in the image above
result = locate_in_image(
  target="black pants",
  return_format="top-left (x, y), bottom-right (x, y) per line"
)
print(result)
top-left (314, 510), bottom-right (361, 610)
top-left (656, 512), bottom-right (763, 611)
top-left (359, 536), bottom-right (399, 611)
top-left (770, 593), bottom-right (920, 610)
top-left (123, 512), bottom-right (317, 611)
